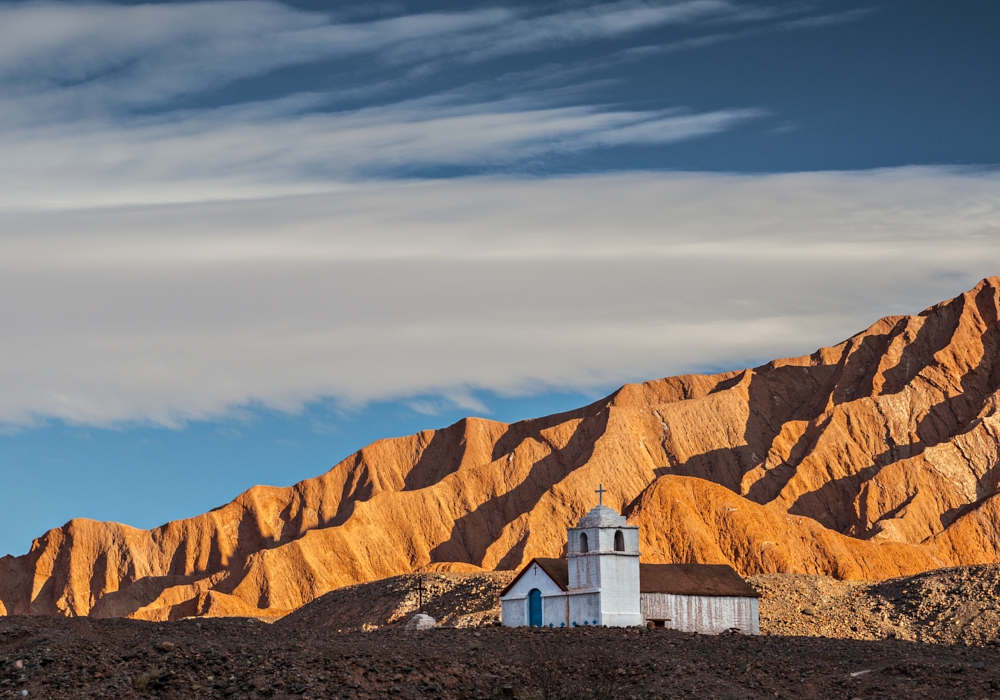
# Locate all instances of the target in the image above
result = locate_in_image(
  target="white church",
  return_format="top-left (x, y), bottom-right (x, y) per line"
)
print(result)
top-left (499, 490), bottom-right (760, 634)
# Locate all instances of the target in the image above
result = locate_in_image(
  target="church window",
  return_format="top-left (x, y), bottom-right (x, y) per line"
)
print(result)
top-left (614, 530), bottom-right (625, 551)
top-left (580, 532), bottom-right (589, 553)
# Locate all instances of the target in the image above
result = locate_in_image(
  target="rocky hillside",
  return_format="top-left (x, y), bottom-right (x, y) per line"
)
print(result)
top-left (2, 277), bottom-right (999, 619)
top-left (753, 565), bottom-right (1000, 646)
top-left (279, 571), bottom-right (516, 632)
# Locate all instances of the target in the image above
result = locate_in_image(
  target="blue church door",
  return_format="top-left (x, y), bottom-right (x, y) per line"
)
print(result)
top-left (528, 589), bottom-right (542, 627)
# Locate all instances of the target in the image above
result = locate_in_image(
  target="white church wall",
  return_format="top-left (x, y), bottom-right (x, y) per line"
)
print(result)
top-left (597, 553), bottom-right (642, 627)
top-left (641, 594), bottom-right (760, 635)
top-left (567, 525), bottom-right (639, 557)
top-left (566, 517), bottom-right (643, 627)
top-left (568, 528), bottom-right (590, 555)
top-left (568, 550), bottom-right (600, 591)
top-left (501, 598), bottom-right (527, 627)
top-left (568, 591), bottom-right (601, 627)
top-left (500, 594), bottom-right (571, 628)
top-left (542, 594), bottom-right (569, 627)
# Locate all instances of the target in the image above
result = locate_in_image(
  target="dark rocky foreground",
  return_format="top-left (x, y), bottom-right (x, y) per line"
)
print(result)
top-left (3, 615), bottom-right (1000, 700)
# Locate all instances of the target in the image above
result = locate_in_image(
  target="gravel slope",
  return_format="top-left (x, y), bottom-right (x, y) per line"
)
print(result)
top-left (752, 564), bottom-right (1000, 646)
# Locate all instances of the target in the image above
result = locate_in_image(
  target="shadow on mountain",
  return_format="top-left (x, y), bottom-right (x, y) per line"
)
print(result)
top-left (430, 408), bottom-right (609, 569)
top-left (404, 419), bottom-right (472, 492)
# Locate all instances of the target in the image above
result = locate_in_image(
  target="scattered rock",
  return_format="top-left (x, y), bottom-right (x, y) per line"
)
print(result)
top-left (1, 614), bottom-right (996, 700)
top-left (405, 614), bottom-right (437, 631)
top-left (156, 641), bottom-right (175, 652)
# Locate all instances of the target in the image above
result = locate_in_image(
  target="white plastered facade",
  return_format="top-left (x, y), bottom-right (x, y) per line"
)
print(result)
top-left (499, 560), bottom-right (569, 628)
top-left (500, 504), bottom-right (642, 628)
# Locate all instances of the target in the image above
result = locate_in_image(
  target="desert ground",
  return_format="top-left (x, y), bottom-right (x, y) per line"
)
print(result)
top-left (2, 614), bottom-right (997, 700)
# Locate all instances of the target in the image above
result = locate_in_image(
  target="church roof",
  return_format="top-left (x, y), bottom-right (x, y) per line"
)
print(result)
top-left (499, 558), bottom-right (568, 597)
top-left (639, 564), bottom-right (759, 598)
top-left (575, 504), bottom-right (628, 528)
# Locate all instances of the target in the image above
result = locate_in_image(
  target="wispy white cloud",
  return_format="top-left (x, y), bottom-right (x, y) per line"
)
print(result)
top-left (441, 0), bottom-right (737, 63)
top-left (0, 0), bottom-right (860, 124)
top-left (0, 168), bottom-right (996, 428)
top-left (0, 0), bottom-right (785, 208)
top-left (776, 8), bottom-right (876, 31)
top-left (0, 1), bottom-right (511, 112)
top-left (0, 0), bottom-right (744, 116)
top-left (619, 6), bottom-right (875, 59)
top-left (0, 1), bottom-right (946, 430)
top-left (0, 0), bottom-right (880, 209)
top-left (0, 95), bottom-right (763, 209)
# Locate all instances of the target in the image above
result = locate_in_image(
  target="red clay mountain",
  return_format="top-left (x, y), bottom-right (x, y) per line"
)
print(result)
top-left (2, 277), bottom-right (999, 620)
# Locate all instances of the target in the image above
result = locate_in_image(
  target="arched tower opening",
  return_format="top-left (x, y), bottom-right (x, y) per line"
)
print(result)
top-left (614, 530), bottom-right (625, 552)
top-left (580, 532), bottom-right (589, 553)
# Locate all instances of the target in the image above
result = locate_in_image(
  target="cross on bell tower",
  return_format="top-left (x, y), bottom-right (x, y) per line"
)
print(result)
top-left (595, 483), bottom-right (606, 506)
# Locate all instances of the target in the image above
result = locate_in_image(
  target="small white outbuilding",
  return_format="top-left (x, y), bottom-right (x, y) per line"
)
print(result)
top-left (499, 501), bottom-right (759, 634)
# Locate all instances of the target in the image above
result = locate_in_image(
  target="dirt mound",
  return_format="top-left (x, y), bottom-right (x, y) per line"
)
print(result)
top-left (754, 564), bottom-right (1000, 646)
top-left (2, 277), bottom-right (1000, 619)
top-left (279, 572), bottom-right (515, 632)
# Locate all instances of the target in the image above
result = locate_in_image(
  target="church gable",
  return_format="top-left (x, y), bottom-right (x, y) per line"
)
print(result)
top-left (499, 558), bottom-right (567, 598)
top-left (499, 558), bottom-right (572, 628)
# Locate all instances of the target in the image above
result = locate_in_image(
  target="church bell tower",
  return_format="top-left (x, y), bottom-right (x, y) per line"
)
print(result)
top-left (565, 485), bottom-right (643, 627)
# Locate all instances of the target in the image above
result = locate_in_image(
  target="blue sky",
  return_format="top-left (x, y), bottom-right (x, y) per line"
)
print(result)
top-left (0, 0), bottom-right (998, 556)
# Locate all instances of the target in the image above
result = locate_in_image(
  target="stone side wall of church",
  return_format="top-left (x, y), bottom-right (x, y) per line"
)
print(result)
top-left (640, 594), bottom-right (759, 635)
